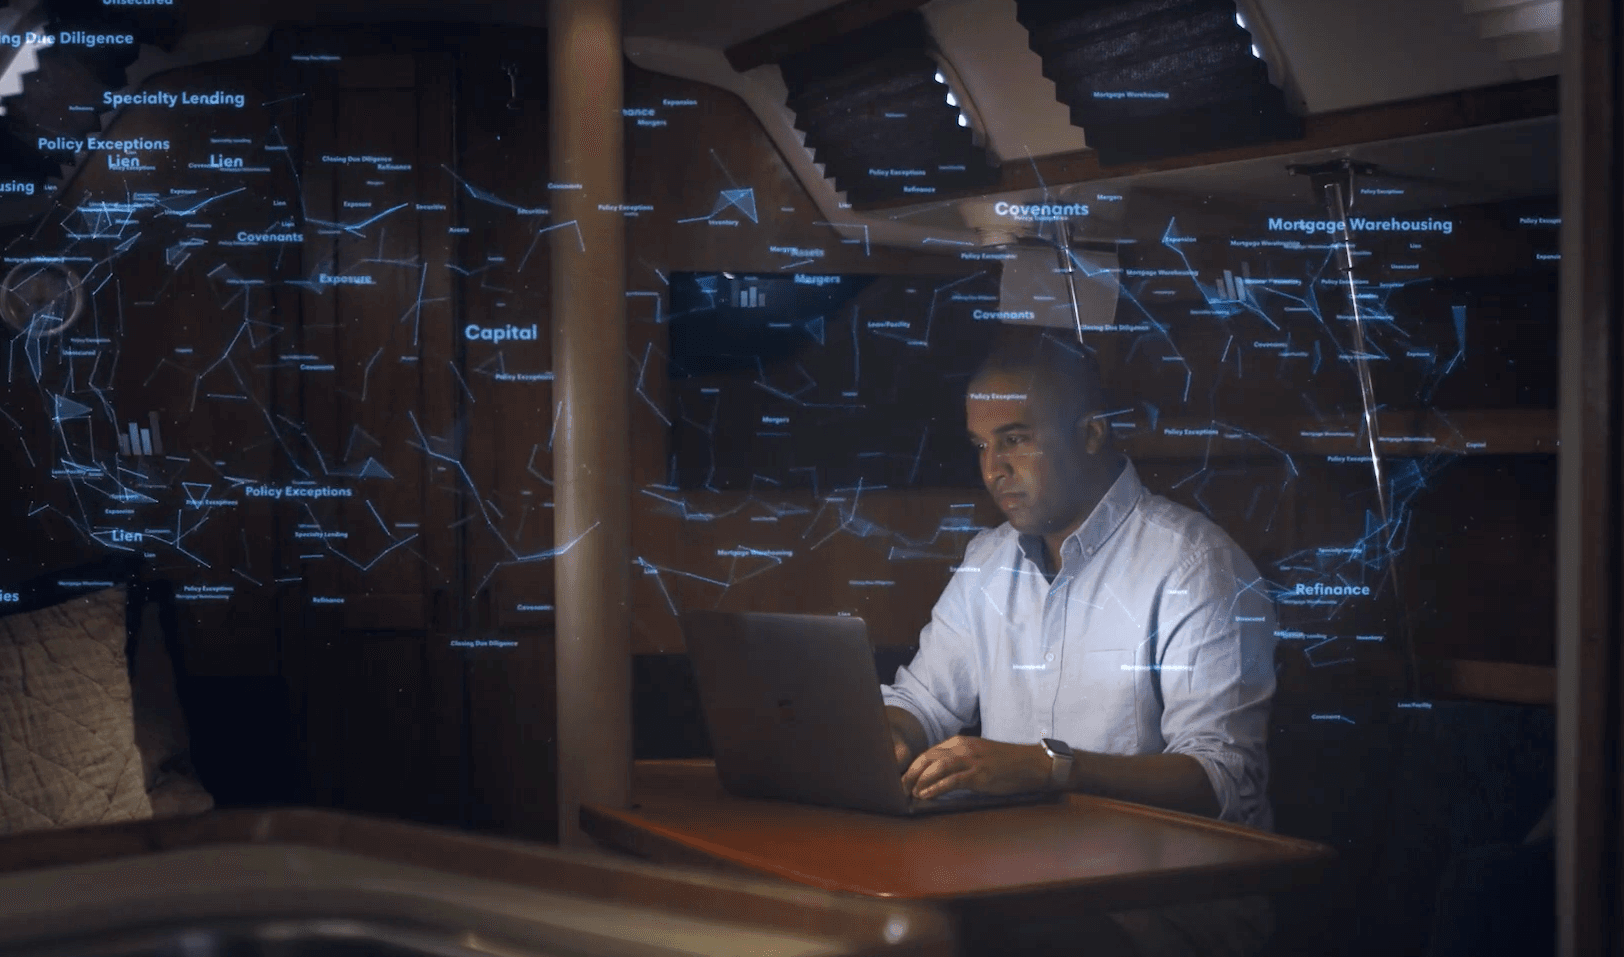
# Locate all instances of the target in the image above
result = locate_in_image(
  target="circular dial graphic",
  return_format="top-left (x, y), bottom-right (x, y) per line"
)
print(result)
top-left (0, 262), bottom-right (86, 337)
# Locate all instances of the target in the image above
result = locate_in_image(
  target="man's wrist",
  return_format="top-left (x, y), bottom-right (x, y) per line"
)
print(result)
top-left (885, 706), bottom-right (928, 757)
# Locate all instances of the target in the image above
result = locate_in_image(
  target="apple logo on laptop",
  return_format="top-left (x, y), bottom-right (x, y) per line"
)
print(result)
top-left (777, 698), bottom-right (797, 725)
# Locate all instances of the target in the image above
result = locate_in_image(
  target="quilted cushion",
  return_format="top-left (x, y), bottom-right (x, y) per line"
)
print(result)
top-left (0, 588), bottom-right (154, 835)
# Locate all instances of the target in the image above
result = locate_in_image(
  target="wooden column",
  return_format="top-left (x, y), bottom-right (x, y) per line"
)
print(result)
top-left (550, 0), bottom-right (630, 848)
top-left (1556, 0), bottom-right (1623, 951)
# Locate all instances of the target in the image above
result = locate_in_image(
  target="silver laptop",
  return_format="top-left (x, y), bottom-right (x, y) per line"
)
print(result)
top-left (680, 610), bottom-right (1062, 816)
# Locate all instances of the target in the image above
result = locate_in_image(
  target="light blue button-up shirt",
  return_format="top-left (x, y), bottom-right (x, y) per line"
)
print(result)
top-left (881, 458), bottom-right (1278, 830)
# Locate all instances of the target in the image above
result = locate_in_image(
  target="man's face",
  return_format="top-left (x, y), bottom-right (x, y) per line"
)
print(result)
top-left (966, 371), bottom-right (1100, 537)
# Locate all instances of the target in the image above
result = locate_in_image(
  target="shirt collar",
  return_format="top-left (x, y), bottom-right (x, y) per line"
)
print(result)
top-left (1016, 455), bottom-right (1144, 571)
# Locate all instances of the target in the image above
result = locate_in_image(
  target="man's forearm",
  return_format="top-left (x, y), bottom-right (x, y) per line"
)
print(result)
top-left (885, 705), bottom-right (928, 759)
top-left (1044, 747), bottom-right (1221, 817)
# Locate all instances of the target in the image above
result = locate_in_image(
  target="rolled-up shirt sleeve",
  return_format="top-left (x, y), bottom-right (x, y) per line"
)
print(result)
top-left (1156, 545), bottom-right (1278, 830)
top-left (880, 558), bottom-right (981, 750)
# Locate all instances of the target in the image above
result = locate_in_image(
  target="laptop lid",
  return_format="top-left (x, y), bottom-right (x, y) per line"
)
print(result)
top-left (680, 611), bottom-right (911, 814)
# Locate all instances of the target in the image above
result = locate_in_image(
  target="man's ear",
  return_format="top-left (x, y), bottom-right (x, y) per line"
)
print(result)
top-left (1078, 413), bottom-right (1109, 454)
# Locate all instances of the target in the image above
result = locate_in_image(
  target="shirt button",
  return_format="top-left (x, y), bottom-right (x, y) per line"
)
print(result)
top-left (1045, 653), bottom-right (1055, 662)
top-left (1085, 546), bottom-right (1096, 557)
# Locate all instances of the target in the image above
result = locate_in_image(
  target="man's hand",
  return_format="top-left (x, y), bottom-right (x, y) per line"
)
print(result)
top-left (901, 735), bottom-right (1049, 800)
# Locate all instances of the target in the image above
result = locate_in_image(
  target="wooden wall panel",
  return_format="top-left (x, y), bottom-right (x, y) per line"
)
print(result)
top-left (455, 36), bottom-right (559, 841)
top-left (303, 59), bottom-right (446, 626)
top-left (1102, 190), bottom-right (1560, 419)
top-left (633, 488), bottom-right (1006, 653)
top-left (290, 51), bottom-right (344, 807)
top-left (290, 45), bottom-right (469, 825)
top-left (456, 50), bottom-right (556, 629)
top-left (0, 54), bottom-right (302, 676)
top-left (617, 75), bottom-right (1558, 676)
top-left (411, 47), bottom-right (474, 835)
top-left (622, 64), bottom-right (982, 653)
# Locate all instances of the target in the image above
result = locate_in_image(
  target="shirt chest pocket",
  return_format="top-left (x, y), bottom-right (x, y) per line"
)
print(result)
top-left (1063, 647), bottom-right (1141, 754)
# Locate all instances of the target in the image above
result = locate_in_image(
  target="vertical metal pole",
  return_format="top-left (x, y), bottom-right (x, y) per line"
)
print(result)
top-left (550, 0), bottom-right (631, 848)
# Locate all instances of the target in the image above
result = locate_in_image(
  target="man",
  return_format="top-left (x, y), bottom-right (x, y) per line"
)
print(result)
top-left (881, 328), bottom-right (1277, 957)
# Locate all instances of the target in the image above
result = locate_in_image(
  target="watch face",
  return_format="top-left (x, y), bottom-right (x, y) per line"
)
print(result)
top-left (1042, 737), bottom-right (1072, 757)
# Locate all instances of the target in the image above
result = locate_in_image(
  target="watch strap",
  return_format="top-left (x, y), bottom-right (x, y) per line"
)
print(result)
top-left (1048, 752), bottom-right (1072, 791)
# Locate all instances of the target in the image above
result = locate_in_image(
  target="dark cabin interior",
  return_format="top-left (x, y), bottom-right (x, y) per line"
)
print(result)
top-left (0, 0), bottom-right (1616, 955)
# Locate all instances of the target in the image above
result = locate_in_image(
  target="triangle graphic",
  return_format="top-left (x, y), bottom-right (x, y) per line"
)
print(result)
top-left (804, 315), bottom-right (825, 346)
top-left (358, 458), bottom-right (395, 480)
top-left (182, 483), bottom-right (212, 507)
top-left (719, 188), bottom-right (757, 223)
top-left (52, 395), bottom-right (92, 420)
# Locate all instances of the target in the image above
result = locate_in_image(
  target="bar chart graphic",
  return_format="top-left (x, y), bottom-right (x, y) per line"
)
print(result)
top-left (1218, 262), bottom-right (1255, 302)
top-left (733, 283), bottom-right (765, 308)
top-left (117, 412), bottom-right (165, 457)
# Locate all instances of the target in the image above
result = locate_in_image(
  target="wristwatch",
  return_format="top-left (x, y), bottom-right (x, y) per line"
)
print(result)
top-left (1041, 737), bottom-right (1073, 791)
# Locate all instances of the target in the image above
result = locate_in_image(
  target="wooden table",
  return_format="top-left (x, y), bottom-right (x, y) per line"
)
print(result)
top-left (581, 760), bottom-right (1334, 924)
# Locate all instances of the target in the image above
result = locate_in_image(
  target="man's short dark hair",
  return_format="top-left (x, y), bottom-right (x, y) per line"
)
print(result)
top-left (969, 327), bottom-right (1107, 428)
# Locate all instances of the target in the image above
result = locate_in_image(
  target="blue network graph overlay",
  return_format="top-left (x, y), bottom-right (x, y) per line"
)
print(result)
top-left (0, 51), bottom-right (1544, 703)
